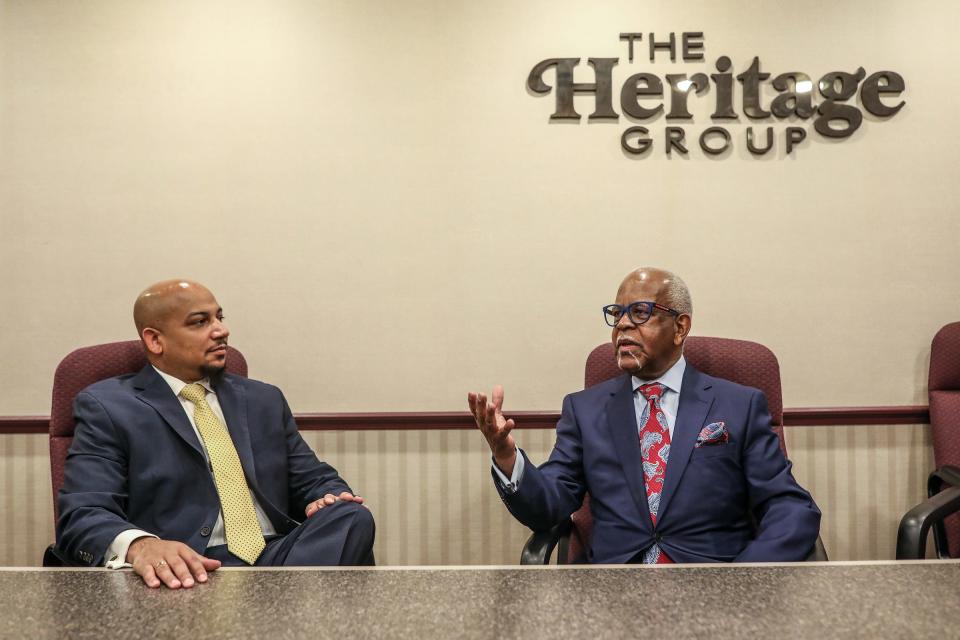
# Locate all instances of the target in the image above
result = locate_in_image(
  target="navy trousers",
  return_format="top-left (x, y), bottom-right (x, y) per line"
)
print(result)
top-left (205, 500), bottom-right (375, 567)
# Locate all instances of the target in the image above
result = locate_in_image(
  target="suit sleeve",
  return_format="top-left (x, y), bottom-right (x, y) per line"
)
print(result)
top-left (734, 390), bottom-right (821, 562)
top-left (496, 393), bottom-right (587, 532)
top-left (56, 392), bottom-right (142, 566)
top-left (280, 392), bottom-right (352, 514)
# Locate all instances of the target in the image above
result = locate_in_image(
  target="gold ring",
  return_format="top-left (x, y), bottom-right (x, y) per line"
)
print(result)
top-left (154, 560), bottom-right (167, 570)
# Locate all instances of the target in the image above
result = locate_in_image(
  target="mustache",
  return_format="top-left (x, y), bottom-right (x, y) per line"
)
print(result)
top-left (616, 336), bottom-right (641, 346)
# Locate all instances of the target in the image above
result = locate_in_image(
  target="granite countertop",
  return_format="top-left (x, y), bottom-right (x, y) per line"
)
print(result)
top-left (2, 562), bottom-right (958, 639)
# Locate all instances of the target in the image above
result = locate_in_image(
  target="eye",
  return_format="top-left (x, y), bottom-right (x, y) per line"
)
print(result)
top-left (629, 303), bottom-right (652, 322)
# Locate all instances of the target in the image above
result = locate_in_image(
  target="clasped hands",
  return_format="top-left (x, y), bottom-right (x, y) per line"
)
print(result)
top-left (128, 491), bottom-right (364, 589)
top-left (467, 384), bottom-right (517, 476)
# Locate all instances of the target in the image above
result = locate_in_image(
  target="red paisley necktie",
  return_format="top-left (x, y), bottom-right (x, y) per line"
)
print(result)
top-left (638, 382), bottom-right (673, 564)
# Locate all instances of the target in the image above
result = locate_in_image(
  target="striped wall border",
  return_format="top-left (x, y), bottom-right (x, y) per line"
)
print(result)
top-left (0, 406), bottom-right (931, 434)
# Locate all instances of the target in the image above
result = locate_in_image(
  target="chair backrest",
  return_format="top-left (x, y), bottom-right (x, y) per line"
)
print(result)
top-left (929, 321), bottom-right (960, 557)
top-left (567, 336), bottom-right (786, 562)
top-left (49, 340), bottom-right (248, 520)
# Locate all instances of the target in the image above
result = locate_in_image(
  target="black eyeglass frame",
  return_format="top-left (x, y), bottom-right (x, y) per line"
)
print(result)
top-left (602, 301), bottom-right (680, 327)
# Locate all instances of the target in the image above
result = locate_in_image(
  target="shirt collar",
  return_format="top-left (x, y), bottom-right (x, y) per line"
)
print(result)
top-left (152, 365), bottom-right (213, 398)
top-left (631, 355), bottom-right (686, 395)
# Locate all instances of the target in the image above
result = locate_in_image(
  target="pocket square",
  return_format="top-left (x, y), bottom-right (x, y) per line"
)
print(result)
top-left (695, 421), bottom-right (729, 447)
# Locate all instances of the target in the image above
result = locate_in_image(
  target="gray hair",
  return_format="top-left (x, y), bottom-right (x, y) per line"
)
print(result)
top-left (660, 271), bottom-right (692, 316)
top-left (630, 267), bottom-right (692, 316)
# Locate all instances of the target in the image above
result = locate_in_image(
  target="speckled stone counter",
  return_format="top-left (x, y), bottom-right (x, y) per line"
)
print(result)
top-left (1, 562), bottom-right (958, 639)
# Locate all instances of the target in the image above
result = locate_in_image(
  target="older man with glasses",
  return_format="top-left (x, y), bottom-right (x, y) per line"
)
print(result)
top-left (468, 267), bottom-right (820, 564)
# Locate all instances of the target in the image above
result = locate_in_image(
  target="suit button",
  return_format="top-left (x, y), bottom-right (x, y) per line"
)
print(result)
top-left (200, 526), bottom-right (212, 537)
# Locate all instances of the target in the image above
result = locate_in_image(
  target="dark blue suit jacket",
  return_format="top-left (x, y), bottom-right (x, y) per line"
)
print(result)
top-left (496, 365), bottom-right (821, 563)
top-left (56, 365), bottom-right (351, 566)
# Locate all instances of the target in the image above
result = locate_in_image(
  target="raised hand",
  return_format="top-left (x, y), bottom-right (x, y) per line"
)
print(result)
top-left (467, 385), bottom-right (517, 476)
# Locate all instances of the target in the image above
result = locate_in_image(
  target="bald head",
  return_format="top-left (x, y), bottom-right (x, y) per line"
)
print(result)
top-left (133, 280), bottom-right (230, 382)
top-left (617, 267), bottom-right (692, 317)
top-left (133, 279), bottom-right (212, 335)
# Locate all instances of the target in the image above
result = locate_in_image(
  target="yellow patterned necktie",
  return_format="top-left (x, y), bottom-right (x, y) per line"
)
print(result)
top-left (179, 383), bottom-right (265, 564)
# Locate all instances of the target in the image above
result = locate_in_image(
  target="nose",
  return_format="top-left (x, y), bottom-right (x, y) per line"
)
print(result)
top-left (212, 317), bottom-right (229, 340)
top-left (615, 309), bottom-right (636, 330)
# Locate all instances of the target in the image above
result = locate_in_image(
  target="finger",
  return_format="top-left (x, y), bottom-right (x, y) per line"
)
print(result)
top-left (467, 392), bottom-right (478, 415)
top-left (338, 491), bottom-right (356, 501)
top-left (138, 564), bottom-right (162, 589)
top-left (469, 393), bottom-right (484, 425)
top-left (169, 556), bottom-right (194, 588)
top-left (503, 418), bottom-right (516, 436)
top-left (185, 555), bottom-right (211, 583)
top-left (486, 404), bottom-right (500, 431)
top-left (155, 562), bottom-right (182, 589)
top-left (492, 385), bottom-right (505, 413)
top-left (476, 394), bottom-right (488, 425)
top-left (306, 496), bottom-right (333, 517)
top-left (201, 556), bottom-right (221, 571)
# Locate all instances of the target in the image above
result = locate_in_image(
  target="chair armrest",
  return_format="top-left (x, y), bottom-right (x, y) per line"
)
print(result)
top-left (520, 520), bottom-right (572, 565)
top-left (806, 536), bottom-right (829, 562)
top-left (932, 465), bottom-right (960, 488)
top-left (896, 483), bottom-right (960, 559)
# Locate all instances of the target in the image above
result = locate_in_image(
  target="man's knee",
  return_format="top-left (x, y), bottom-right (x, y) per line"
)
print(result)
top-left (342, 502), bottom-right (375, 542)
top-left (311, 500), bottom-right (374, 538)
top-left (334, 501), bottom-right (375, 565)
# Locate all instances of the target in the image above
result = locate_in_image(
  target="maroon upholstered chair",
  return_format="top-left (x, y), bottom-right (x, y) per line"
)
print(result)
top-left (897, 322), bottom-right (960, 559)
top-left (521, 336), bottom-right (828, 564)
top-left (44, 340), bottom-right (247, 565)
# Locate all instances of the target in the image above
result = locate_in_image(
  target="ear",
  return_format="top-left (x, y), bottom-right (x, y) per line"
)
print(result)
top-left (141, 327), bottom-right (164, 356)
top-left (674, 314), bottom-right (692, 345)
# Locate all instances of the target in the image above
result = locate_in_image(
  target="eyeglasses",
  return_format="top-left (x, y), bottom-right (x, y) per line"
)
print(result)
top-left (602, 301), bottom-right (680, 327)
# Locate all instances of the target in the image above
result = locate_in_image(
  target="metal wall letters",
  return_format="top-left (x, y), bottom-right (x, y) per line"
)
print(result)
top-left (527, 33), bottom-right (907, 157)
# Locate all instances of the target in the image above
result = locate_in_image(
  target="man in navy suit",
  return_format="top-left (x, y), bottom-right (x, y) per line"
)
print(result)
top-left (57, 280), bottom-right (374, 588)
top-left (468, 267), bottom-right (820, 563)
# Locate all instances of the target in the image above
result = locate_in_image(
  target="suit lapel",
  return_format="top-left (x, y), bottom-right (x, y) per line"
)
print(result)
top-left (133, 365), bottom-right (205, 458)
top-left (606, 375), bottom-right (653, 526)
top-left (213, 374), bottom-right (259, 489)
top-left (657, 365), bottom-right (714, 523)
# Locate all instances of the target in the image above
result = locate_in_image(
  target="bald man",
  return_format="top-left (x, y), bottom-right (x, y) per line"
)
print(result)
top-left (469, 268), bottom-right (820, 563)
top-left (56, 280), bottom-right (374, 588)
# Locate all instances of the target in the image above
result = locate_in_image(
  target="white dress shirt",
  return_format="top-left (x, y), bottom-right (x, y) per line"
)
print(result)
top-left (493, 356), bottom-right (687, 492)
top-left (104, 366), bottom-right (276, 568)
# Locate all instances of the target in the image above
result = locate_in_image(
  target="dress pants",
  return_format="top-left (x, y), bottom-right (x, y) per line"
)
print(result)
top-left (205, 500), bottom-right (375, 567)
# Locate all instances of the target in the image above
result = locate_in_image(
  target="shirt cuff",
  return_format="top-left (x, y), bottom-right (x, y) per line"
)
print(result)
top-left (104, 529), bottom-right (157, 569)
top-left (491, 448), bottom-right (525, 493)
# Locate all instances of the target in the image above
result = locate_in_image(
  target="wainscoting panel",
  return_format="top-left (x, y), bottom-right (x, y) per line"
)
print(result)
top-left (0, 424), bottom-right (936, 566)
top-left (0, 434), bottom-right (54, 566)
top-left (785, 424), bottom-right (934, 561)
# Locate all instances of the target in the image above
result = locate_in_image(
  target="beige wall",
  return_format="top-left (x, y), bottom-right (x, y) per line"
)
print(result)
top-left (0, 424), bottom-right (933, 566)
top-left (2, 0), bottom-right (959, 417)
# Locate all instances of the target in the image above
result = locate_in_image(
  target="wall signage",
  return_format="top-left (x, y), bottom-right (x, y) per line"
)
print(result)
top-left (526, 32), bottom-right (906, 156)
